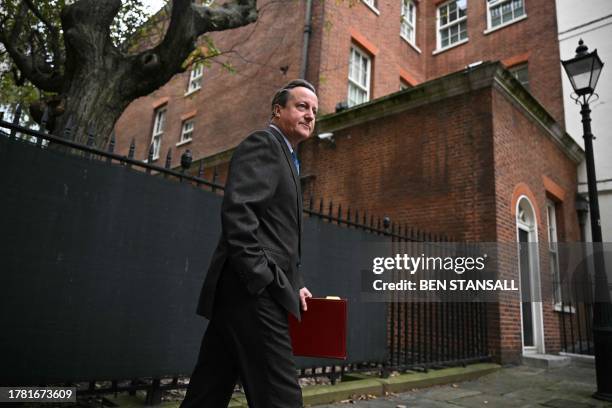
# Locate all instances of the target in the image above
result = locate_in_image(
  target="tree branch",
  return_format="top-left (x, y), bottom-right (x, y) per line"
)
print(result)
top-left (21, 0), bottom-right (58, 33)
top-left (0, 4), bottom-right (63, 92)
top-left (126, 0), bottom-right (257, 98)
top-left (21, 0), bottom-right (64, 72)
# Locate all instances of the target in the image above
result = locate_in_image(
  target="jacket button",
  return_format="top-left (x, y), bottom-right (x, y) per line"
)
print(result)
top-left (296, 262), bottom-right (301, 268)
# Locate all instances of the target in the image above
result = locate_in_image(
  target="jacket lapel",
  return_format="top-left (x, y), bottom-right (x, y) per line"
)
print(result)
top-left (266, 126), bottom-right (302, 258)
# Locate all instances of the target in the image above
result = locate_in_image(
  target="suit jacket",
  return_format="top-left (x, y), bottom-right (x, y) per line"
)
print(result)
top-left (197, 126), bottom-right (304, 320)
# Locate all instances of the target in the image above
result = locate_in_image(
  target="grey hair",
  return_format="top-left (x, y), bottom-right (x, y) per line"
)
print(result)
top-left (270, 79), bottom-right (317, 120)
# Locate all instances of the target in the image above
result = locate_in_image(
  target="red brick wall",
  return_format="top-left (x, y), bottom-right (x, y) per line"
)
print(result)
top-left (115, 0), bottom-right (307, 169)
top-left (116, 0), bottom-right (565, 168)
top-left (424, 0), bottom-right (565, 125)
top-left (300, 76), bottom-right (579, 362)
top-left (314, 0), bottom-right (564, 123)
top-left (491, 88), bottom-right (580, 358)
top-left (301, 87), bottom-right (498, 241)
top-left (315, 0), bottom-right (426, 115)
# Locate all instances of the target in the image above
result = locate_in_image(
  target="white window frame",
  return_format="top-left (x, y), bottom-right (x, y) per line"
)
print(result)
top-left (347, 45), bottom-right (371, 107)
top-left (362, 0), bottom-right (380, 15)
top-left (546, 200), bottom-right (564, 308)
top-left (150, 107), bottom-right (166, 161)
top-left (400, 0), bottom-right (416, 45)
top-left (435, 0), bottom-right (468, 53)
top-left (486, 0), bottom-right (526, 32)
top-left (186, 63), bottom-right (203, 95)
top-left (178, 119), bottom-right (194, 146)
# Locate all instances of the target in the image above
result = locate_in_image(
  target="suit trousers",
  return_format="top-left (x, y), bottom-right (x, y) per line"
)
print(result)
top-left (180, 268), bottom-right (303, 408)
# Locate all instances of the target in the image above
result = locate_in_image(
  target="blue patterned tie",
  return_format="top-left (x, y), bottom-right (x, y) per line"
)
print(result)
top-left (291, 151), bottom-right (300, 175)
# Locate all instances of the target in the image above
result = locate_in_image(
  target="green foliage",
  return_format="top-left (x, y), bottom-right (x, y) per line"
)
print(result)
top-left (0, 0), bottom-right (153, 110)
top-left (110, 0), bottom-right (151, 51)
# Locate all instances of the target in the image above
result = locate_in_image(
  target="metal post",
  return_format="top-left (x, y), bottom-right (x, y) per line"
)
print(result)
top-left (581, 100), bottom-right (612, 401)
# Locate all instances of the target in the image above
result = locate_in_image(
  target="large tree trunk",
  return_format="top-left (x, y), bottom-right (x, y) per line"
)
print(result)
top-left (53, 73), bottom-right (132, 148)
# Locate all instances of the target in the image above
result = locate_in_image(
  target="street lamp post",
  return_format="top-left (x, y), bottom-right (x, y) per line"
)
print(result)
top-left (562, 39), bottom-right (612, 401)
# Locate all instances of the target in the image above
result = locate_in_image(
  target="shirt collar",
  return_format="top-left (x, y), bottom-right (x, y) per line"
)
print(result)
top-left (269, 124), bottom-right (294, 154)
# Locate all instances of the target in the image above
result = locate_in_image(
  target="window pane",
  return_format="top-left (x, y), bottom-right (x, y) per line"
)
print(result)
top-left (441, 28), bottom-right (449, 47)
top-left (347, 47), bottom-right (370, 106)
top-left (489, 0), bottom-right (524, 28)
top-left (449, 2), bottom-right (457, 22)
top-left (361, 57), bottom-right (368, 87)
top-left (459, 21), bottom-right (467, 39)
top-left (491, 7), bottom-right (501, 27)
top-left (457, 0), bottom-right (467, 17)
top-left (440, 6), bottom-right (448, 25)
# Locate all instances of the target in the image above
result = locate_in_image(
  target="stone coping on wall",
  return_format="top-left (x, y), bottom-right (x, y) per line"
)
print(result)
top-left (315, 61), bottom-right (583, 164)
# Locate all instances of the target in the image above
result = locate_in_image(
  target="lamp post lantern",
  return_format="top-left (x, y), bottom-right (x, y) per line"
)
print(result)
top-left (562, 39), bottom-right (612, 401)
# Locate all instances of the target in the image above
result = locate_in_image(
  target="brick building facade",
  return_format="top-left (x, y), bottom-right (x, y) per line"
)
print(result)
top-left (301, 63), bottom-right (582, 363)
top-left (115, 0), bottom-right (585, 364)
top-left (116, 0), bottom-right (565, 168)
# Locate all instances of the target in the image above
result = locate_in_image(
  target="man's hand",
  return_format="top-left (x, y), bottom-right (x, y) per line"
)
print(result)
top-left (299, 287), bottom-right (313, 311)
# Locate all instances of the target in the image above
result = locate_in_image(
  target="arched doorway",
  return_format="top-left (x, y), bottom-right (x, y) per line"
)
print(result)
top-left (516, 196), bottom-right (545, 353)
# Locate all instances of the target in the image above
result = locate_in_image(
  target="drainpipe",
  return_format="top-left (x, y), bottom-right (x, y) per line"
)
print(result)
top-left (300, 0), bottom-right (313, 79)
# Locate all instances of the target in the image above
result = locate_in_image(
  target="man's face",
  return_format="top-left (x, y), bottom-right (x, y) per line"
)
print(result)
top-left (274, 86), bottom-right (318, 146)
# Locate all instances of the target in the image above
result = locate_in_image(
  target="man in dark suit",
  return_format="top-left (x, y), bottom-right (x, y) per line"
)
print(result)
top-left (180, 79), bottom-right (317, 408)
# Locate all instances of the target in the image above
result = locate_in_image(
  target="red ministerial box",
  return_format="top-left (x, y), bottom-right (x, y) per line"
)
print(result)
top-left (289, 297), bottom-right (347, 359)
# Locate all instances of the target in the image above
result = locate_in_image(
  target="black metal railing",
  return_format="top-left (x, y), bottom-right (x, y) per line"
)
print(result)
top-left (559, 301), bottom-right (594, 355)
top-left (1, 112), bottom-right (491, 404)
top-left (0, 111), bottom-right (224, 191)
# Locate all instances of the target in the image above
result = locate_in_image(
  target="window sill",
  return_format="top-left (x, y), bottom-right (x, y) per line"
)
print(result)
top-left (176, 138), bottom-right (192, 147)
top-left (432, 38), bottom-right (469, 55)
top-left (484, 14), bottom-right (527, 35)
top-left (401, 35), bottom-right (421, 54)
top-left (184, 87), bottom-right (201, 97)
top-left (143, 157), bottom-right (160, 164)
top-left (362, 1), bottom-right (380, 15)
top-left (554, 302), bottom-right (576, 314)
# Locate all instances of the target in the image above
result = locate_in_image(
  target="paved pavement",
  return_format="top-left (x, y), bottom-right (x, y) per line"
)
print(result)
top-left (315, 361), bottom-right (612, 408)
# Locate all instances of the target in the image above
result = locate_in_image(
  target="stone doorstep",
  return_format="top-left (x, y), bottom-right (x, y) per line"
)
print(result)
top-left (522, 353), bottom-right (571, 369)
top-left (559, 352), bottom-right (595, 367)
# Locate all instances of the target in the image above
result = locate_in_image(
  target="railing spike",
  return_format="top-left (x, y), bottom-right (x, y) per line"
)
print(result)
top-left (383, 216), bottom-right (391, 230)
top-left (165, 148), bottom-right (172, 169)
top-left (40, 106), bottom-right (49, 132)
top-left (84, 124), bottom-right (95, 159)
top-left (9, 104), bottom-right (22, 139)
top-left (147, 143), bottom-right (154, 170)
top-left (212, 166), bottom-right (218, 192)
top-left (128, 139), bottom-right (136, 158)
top-left (180, 149), bottom-right (192, 173)
top-left (198, 161), bottom-right (205, 179)
top-left (108, 131), bottom-right (116, 154)
top-left (86, 124), bottom-right (95, 147)
top-left (63, 115), bottom-right (75, 140)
